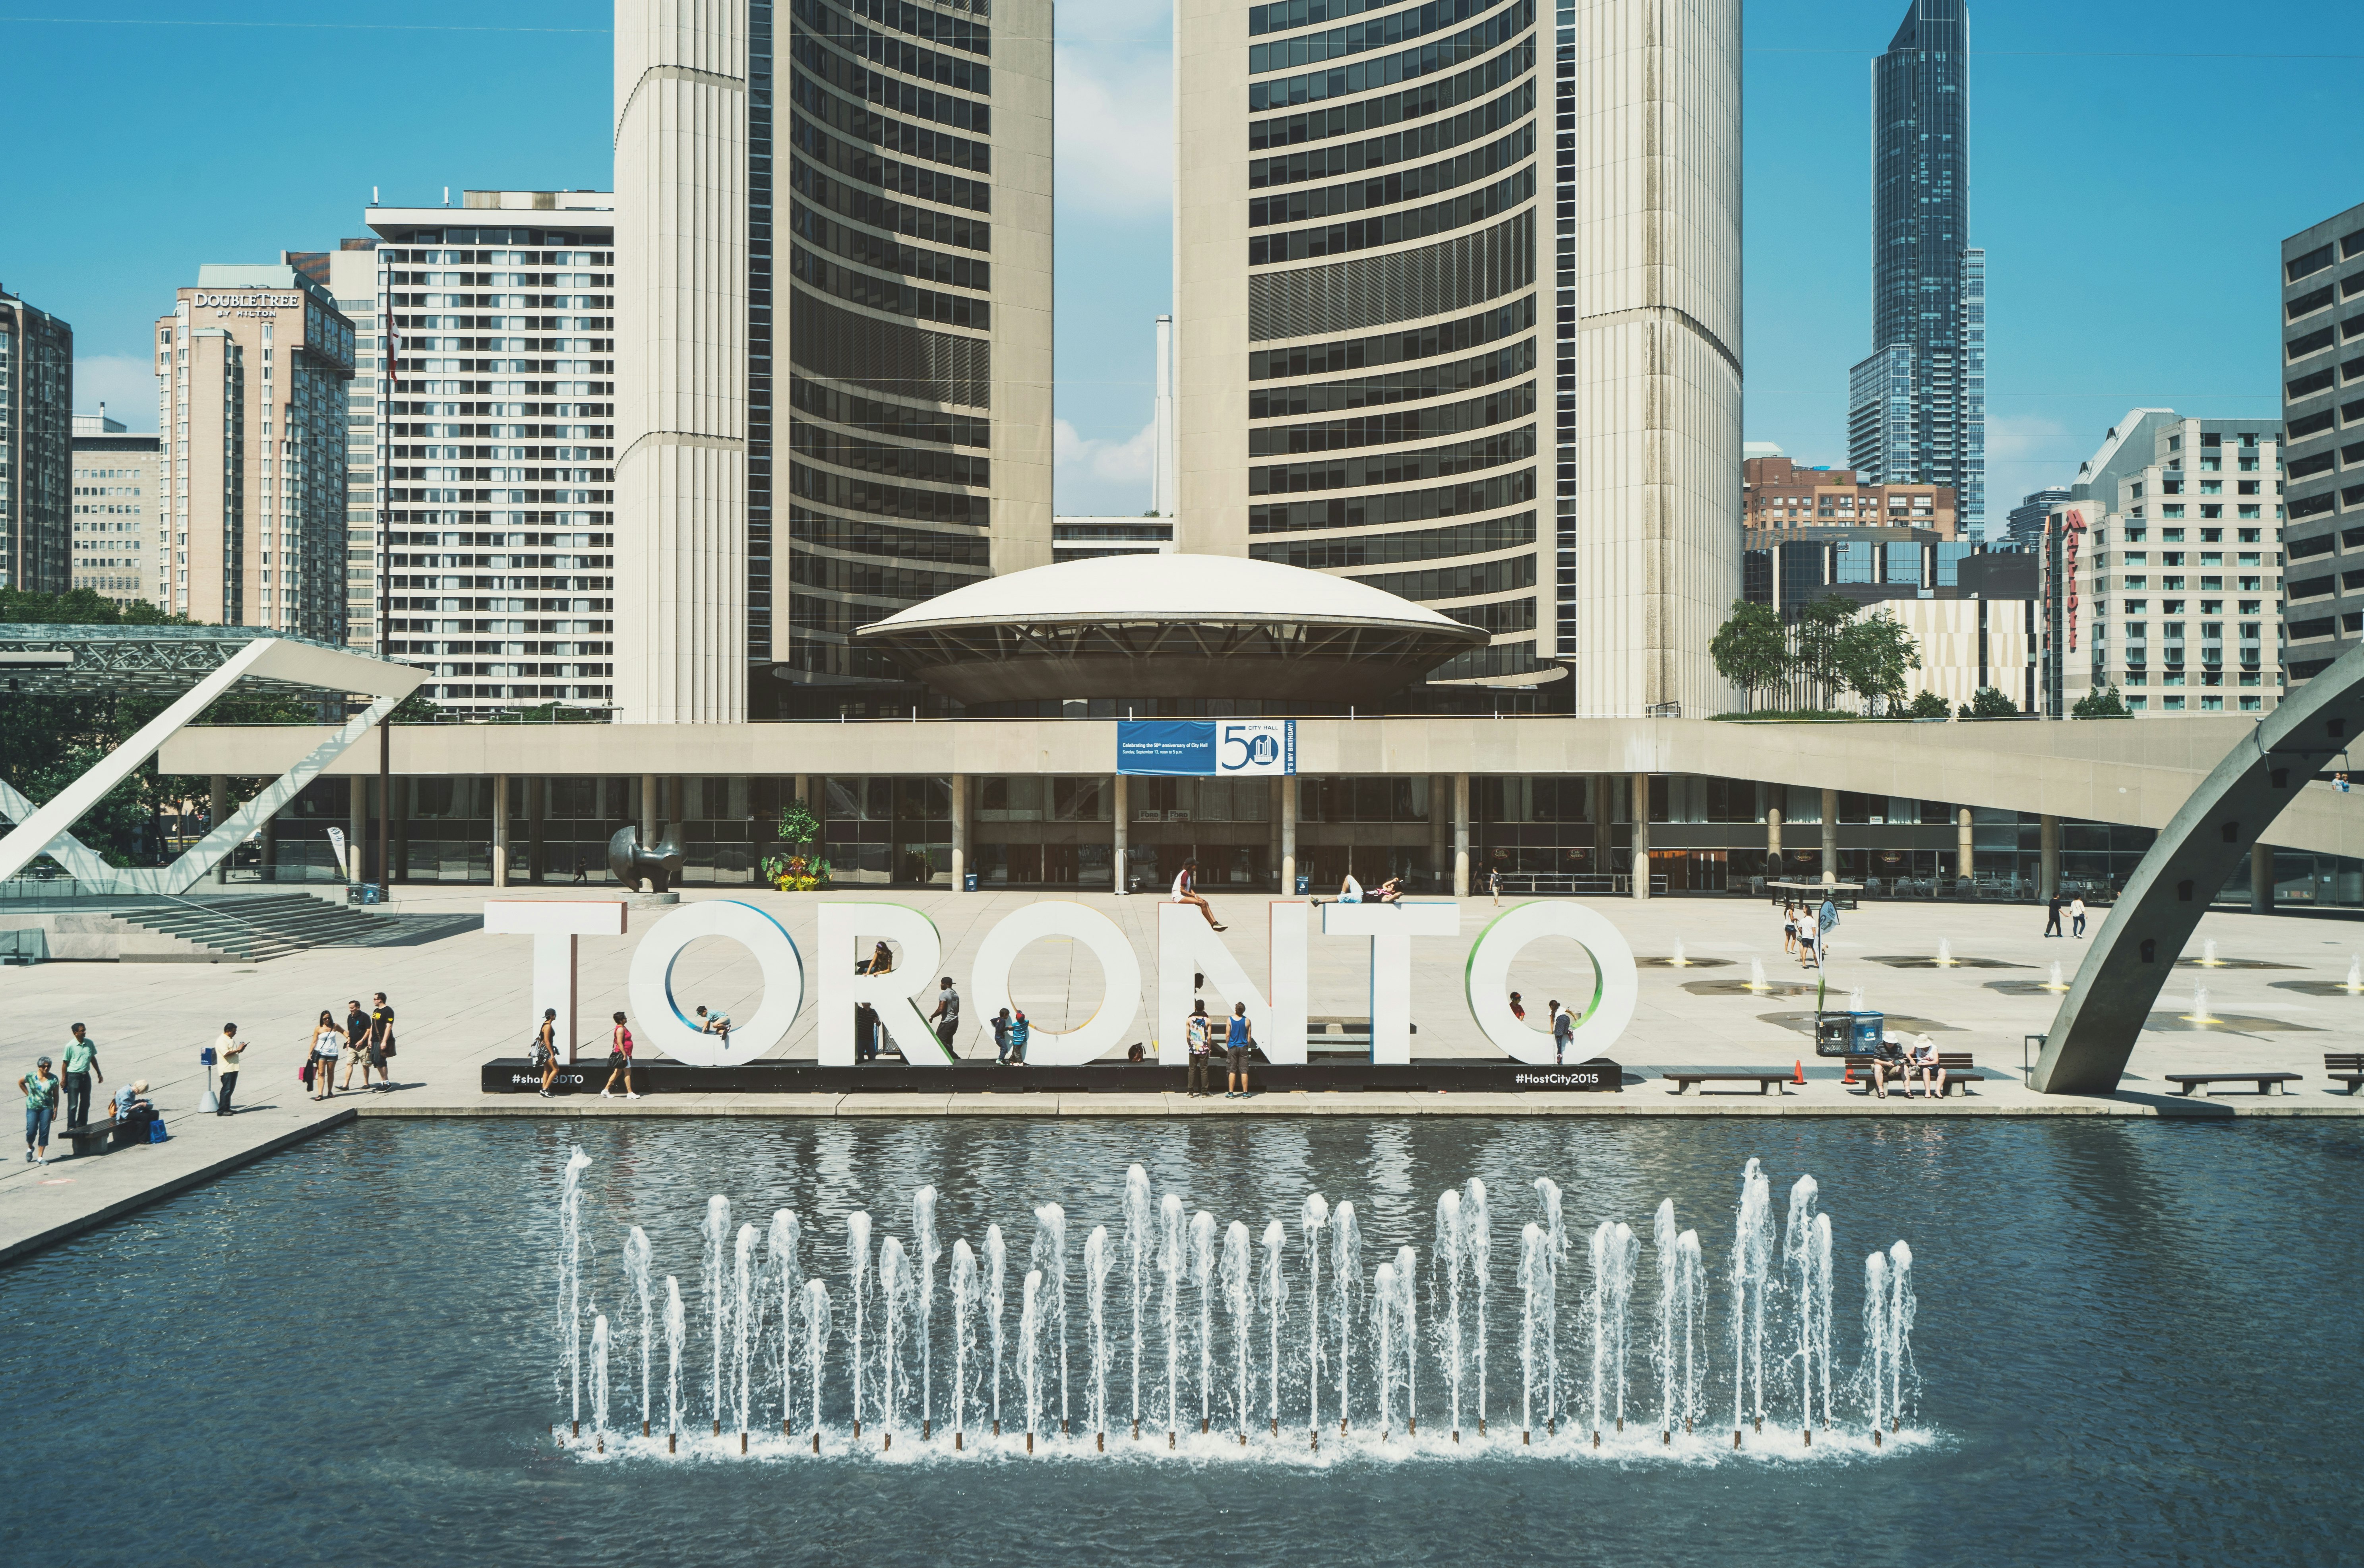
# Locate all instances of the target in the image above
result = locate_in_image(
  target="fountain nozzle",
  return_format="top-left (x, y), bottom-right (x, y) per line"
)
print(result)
top-left (1802, 1428), bottom-right (1810, 1447)
top-left (740, 1431), bottom-right (748, 1454)
top-left (1872, 1429), bottom-right (1882, 1448)
top-left (1026, 1432), bottom-right (1034, 1454)
top-left (669, 1432), bottom-right (678, 1454)
top-left (1733, 1429), bottom-right (1741, 1449)
top-left (1522, 1430), bottom-right (1530, 1446)
top-left (956, 1432), bottom-right (964, 1450)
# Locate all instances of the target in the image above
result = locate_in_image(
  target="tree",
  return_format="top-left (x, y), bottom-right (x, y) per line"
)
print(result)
top-left (1834, 608), bottom-right (1922, 714)
top-left (1708, 600), bottom-right (1791, 711)
top-left (2072, 685), bottom-right (2132, 718)
top-left (1795, 596), bottom-right (1860, 708)
top-left (1963, 686), bottom-right (2019, 718)
top-left (763, 796), bottom-right (830, 890)
top-left (1903, 689), bottom-right (1952, 719)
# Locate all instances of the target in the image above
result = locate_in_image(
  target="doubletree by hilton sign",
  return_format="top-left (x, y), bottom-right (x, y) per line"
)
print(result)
top-left (484, 897), bottom-right (1637, 1069)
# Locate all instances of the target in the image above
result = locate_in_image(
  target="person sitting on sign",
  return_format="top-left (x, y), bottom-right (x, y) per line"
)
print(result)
top-left (1373, 876), bottom-right (1407, 904)
top-left (1335, 873), bottom-right (1363, 905)
top-left (695, 1005), bottom-right (732, 1048)
top-left (1171, 859), bottom-right (1226, 931)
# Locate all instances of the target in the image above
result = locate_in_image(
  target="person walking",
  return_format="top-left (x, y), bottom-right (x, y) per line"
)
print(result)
top-left (1488, 867), bottom-right (1502, 907)
top-left (1172, 858), bottom-right (1227, 931)
top-left (21, 1056), bottom-right (59, 1165)
top-left (991, 1007), bottom-right (1015, 1065)
top-left (1223, 1002), bottom-right (1254, 1098)
top-left (600, 1011), bottom-right (639, 1099)
top-left (1781, 904), bottom-right (1798, 956)
top-left (59, 1023), bottom-right (102, 1130)
top-left (2044, 893), bottom-right (2064, 937)
top-left (532, 1009), bottom-right (560, 1098)
top-left (2070, 895), bottom-right (2088, 938)
top-left (308, 1010), bottom-right (345, 1100)
top-left (215, 1023), bottom-right (244, 1116)
top-left (1185, 1001), bottom-right (1213, 1096)
top-left (928, 977), bottom-right (960, 1057)
top-left (366, 992), bottom-right (397, 1090)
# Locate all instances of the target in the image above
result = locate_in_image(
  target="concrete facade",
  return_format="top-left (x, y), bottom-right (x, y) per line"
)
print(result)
top-left (153, 269), bottom-right (355, 638)
top-left (2279, 199), bottom-right (2364, 685)
top-left (70, 414), bottom-right (159, 606)
top-left (613, 0), bottom-right (1055, 723)
top-left (0, 286), bottom-right (73, 594)
top-left (1178, 0), bottom-right (1742, 719)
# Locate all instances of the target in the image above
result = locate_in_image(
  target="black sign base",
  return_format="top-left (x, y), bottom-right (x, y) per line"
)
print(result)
top-left (484, 1057), bottom-right (1623, 1096)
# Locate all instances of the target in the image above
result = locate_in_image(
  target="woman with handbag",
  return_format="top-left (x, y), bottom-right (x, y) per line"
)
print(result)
top-left (307, 1010), bottom-right (345, 1100)
top-left (532, 1009), bottom-right (561, 1098)
top-left (599, 1011), bottom-right (639, 1100)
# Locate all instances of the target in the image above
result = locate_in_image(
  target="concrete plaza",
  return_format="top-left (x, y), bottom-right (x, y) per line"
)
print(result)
top-left (3, 887), bottom-right (2361, 1264)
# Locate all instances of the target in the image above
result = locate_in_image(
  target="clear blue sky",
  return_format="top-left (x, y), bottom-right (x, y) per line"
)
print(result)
top-left (2, 2), bottom-right (2357, 528)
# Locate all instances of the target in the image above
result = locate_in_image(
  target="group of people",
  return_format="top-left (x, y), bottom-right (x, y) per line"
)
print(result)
top-left (1780, 897), bottom-right (1839, 969)
top-left (300, 994), bottom-right (399, 1101)
top-left (2043, 894), bottom-right (2090, 938)
top-left (529, 1008), bottom-right (646, 1099)
top-left (19, 1024), bottom-right (156, 1165)
top-left (1864, 1032), bottom-right (1949, 1099)
top-left (1508, 992), bottom-right (1580, 1060)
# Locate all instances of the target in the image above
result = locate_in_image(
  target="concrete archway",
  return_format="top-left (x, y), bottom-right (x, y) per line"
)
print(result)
top-left (2033, 641), bottom-right (2364, 1094)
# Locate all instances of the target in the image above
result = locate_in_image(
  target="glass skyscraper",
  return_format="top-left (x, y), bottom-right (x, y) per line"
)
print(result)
top-left (1848, 0), bottom-right (1983, 535)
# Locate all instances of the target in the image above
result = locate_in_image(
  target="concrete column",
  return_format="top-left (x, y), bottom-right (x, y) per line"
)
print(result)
top-left (347, 777), bottom-right (365, 883)
top-left (2252, 839), bottom-right (2275, 912)
top-left (1632, 772), bottom-right (1652, 900)
top-left (1766, 804), bottom-right (1782, 870)
top-left (209, 775), bottom-right (229, 885)
top-left (1281, 774), bottom-right (1298, 894)
top-left (1956, 807), bottom-right (1974, 885)
top-left (1820, 787), bottom-right (1839, 885)
top-left (259, 811), bottom-right (277, 885)
top-left (670, 776), bottom-right (686, 832)
top-left (641, 773), bottom-right (658, 845)
top-left (950, 772), bottom-right (968, 890)
top-left (2039, 813), bottom-right (2060, 899)
top-left (491, 774), bottom-right (510, 889)
top-left (1452, 772), bottom-right (1470, 897)
top-left (1430, 774), bottom-right (1450, 889)
top-left (527, 776), bottom-right (544, 883)
top-left (1111, 774), bottom-right (1128, 894)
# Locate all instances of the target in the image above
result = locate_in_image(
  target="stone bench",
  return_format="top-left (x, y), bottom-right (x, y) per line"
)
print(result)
top-left (2163, 1071), bottom-right (2302, 1098)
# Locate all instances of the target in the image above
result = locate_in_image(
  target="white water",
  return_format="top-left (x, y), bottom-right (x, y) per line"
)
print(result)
top-left (733, 1223), bottom-right (756, 1438)
top-left (1395, 1244), bottom-right (1419, 1431)
top-left (1653, 1203), bottom-right (1708, 1435)
top-left (950, 1239), bottom-right (978, 1436)
top-left (1516, 1224), bottom-right (1550, 1434)
top-left (1032, 1203), bottom-right (1069, 1434)
top-left (1302, 1193), bottom-right (1328, 1433)
top-left (701, 1196), bottom-right (730, 1431)
top-left (878, 1236), bottom-right (911, 1437)
top-left (1085, 1225), bottom-right (1113, 1434)
top-left (1671, 938), bottom-right (1688, 967)
top-left (984, 1225), bottom-right (1006, 1429)
top-left (1019, 1268), bottom-right (1044, 1439)
top-left (1434, 1189), bottom-right (1464, 1433)
top-left (2348, 954), bottom-right (2362, 993)
top-left (1464, 1180), bottom-right (1491, 1427)
top-left (1782, 1179), bottom-right (1834, 1430)
top-left (1124, 1167), bottom-right (1152, 1428)
top-left (1374, 1259), bottom-right (1400, 1432)
top-left (1161, 1194), bottom-right (1186, 1434)
top-left (558, 1148), bottom-right (592, 1429)
top-left (1261, 1220), bottom-right (1288, 1430)
top-left (1222, 1220), bottom-right (1253, 1435)
top-left (2190, 987), bottom-right (2215, 1022)
top-left (1332, 1202), bottom-right (1359, 1429)
top-left (623, 1225), bottom-right (653, 1433)
top-left (1849, 985), bottom-right (1864, 1013)
top-left (913, 1187), bottom-right (939, 1431)
top-left (846, 1211), bottom-right (871, 1429)
top-left (662, 1276), bottom-right (685, 1440)
top-left (1588, 1220), bottom-right (1638, 1435)
top-left (767, 1211), bottom-right (802, 1431)
top-left (803, 1279), bottom-right (831, 1436)
top-left (1533, 1179), bottom-right (1563, 1429)
top-left (1936, 939), bottom-right (1954, 966)
top-left (2049, 960), bottom-right (2066, 989)
top-left (590, 1314), bottom-right (610, 1440)
top-left (1748, 958), bottom-right (1768, 990)
top-left (1731, 1159), bottom-right (1773, 1430)
top-left (1192, 1211), bottom-right (1218, 1431)
top-left (2202, 938), bottom-right (2221, 966)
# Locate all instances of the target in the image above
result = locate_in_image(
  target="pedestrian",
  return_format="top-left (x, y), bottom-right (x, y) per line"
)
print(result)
top-left (1224, 1002), bottom-right (1254, 1098)
top-left (215, 1023), bottom-right (243, 1116)
top-left (308, 1009), bottom-right (345, 1100)
top-left (695, 1005), bottom-right (732, 1049)
top-left (1509, 991), bottom-right (1526, 1022)
top-left (21, 1056), bottom-right (59, 1165)
top-left (600, 1011), bottom-right (639, 1100)
top-left (532, 1009), bottom-right (560, 1098)
top-left (1488, 867), bottom-right (1502, 907)
top-left (928, 977), bottom-right (960, 1056)
top-left (344, 998), bottom-right (371, 1073)
top-left (1185, 1000), bottom-right (1213, 1096)
top-left (1798, 921), bottom-right (1818, 969)
top-left (1550, 999), bottom-right (1574, 1064)
top-left (1171, 858), bottom-right (1227, 931)
top-left (60, 1022), bottom-right (102, 1130)
top-left (2070, 895), bottom-right (2088, 938)
top-left (2044, 892), bottom-right (2064, 937)
top-left (854, 1001), bottom-right (880, 1063)
top-left (340, 1007), bottom-right (378, 1093)
top-left (1005, 1008), bottom-right (1031, 1066)
top-left (366, 992), bottom-right (397, 1090)
top-left (573, 854), bottom-right (587, 885)
top-left (1781, 904), bottom-right (1798, 956)
top-left (991, 1007), bottom-right (1015, 1065)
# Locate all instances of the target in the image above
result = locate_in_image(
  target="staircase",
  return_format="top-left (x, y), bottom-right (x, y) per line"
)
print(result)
top-left (109, 893), bottom-right (482, 962)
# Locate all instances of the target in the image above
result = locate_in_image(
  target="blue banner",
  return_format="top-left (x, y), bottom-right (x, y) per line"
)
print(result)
top-left (1117, 719), bottom-right (1295, 776)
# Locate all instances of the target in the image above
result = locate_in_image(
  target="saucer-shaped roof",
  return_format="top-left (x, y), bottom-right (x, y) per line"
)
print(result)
top-left (853, 553), bottom-right (1487, 704)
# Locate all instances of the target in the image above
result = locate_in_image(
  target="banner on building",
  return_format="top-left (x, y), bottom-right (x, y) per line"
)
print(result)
top-left (1116, 719), bottom-right (1295, 776)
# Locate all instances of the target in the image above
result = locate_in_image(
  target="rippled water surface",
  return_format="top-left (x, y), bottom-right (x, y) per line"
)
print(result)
top-left (2, 1116), bottom-right (2358, 1566)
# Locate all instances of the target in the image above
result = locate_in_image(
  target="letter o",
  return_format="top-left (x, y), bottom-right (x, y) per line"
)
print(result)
top-left (625, 900), bottom-right (804, 1066)
top-left (970, 900), bottom-right (1142, 1067)
top-left (1464, 901), bottom-right (1639, 1065)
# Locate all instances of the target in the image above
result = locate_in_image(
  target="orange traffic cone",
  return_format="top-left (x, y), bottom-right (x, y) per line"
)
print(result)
top-left (1793, 1059), bottom-right (1806, 1086)
top-left (1841, 1057), bottom-right (1856, 1085)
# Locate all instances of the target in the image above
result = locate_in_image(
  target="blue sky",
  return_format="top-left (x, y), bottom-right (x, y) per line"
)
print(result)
top-left (2, 2), bottom-right (2357, 528)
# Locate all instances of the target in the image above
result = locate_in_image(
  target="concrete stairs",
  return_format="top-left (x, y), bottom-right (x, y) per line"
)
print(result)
top-left (107, 893), bottom-right (481, 962)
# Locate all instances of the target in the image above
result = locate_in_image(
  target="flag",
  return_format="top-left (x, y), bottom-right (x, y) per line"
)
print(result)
top-left (383, 321), bottom-right (399, 381)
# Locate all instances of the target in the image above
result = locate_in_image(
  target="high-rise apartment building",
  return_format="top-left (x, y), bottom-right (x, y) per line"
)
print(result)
top-left (152, 269), bottom-right (354, 636)
top-left (71, 408), bottom-right (160, 606)
top-left (2004, 486), bottom-right (2069, 552)
top-left (2279, 201), bottom-right (2364, 684)
top-left (1177, 0), bottom-right (1743, 717)
top-left (362, 193), bottom-right (618, 709)
top-left (2042, 410), bottom-right (2283, 716)
top-left (1847, 1), bottom-right (1984, 534)
top-left (613, 0), bottom-right (1056, 722)
top-left (287, 239), bottom-right (394, 652)
top-left (0, 286), bottom-right (73, 594)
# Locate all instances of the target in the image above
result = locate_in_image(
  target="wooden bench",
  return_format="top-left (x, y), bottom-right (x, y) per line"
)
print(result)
top-left (1663, 1070), bottom-right (1792, 1097)
top-left (2325, 1054), bottom-right (2364, 1095)
top-left (1843, 1053), bottom-right (1986, 1098)
top-left (2162, 1071), bottom-right (2302, 1098)
top-left (60, 1113), bottom-right (152, 1157)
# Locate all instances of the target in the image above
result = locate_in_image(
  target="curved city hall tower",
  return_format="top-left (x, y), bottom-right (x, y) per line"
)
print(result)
top-left (1178, 0), bottom-right (1739, 716)
top-left (616, 0), bottom-right (1053, 722)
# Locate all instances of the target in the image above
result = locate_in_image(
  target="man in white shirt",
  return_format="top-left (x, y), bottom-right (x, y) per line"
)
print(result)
top-left (1171, 858), bottom-right (1226, 931)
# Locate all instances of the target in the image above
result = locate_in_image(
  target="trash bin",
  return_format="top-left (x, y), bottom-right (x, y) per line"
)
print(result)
top-left (963, 871), bottom-right (979, 892)
top-left (1295, 874), bottom-right (1311, 895)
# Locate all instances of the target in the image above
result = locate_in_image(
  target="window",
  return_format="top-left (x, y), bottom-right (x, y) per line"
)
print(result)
top-left (2289, 242), bottom-right (2336, 281)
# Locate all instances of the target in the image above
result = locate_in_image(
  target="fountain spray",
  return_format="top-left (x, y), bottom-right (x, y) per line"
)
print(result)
top-left (623, 1225), bottom-right (652, 1436)
top-left (951, 1239), bottom-right (979, 1444)
top-left (1588, 1220), bottom-right (1638, 1438)
top-left (1260, 1220), bottom-right (1289, 1435)
top-left (1332, 1201), bottom-right (1359, 1432)
top-left (1781, 1176), bottom-right (1824, 1429)
top-left (1123, 1166), bottom-right (1152, 1432)
top-left (734, 1223), bottom-right (757, 1447)
top-left (1396, 1244), bottom-right (1419, 1432)
top-left (878, 1236), bottom-right (911, 1443)
top-left (663, 1276), bottom-right (685, 1452)
top-left (1516, 1223), bottom-right (1548, 1440)
top-left (1464, 1179), bottom-right (1491, 1432)
top-left (1161, 1194), bottom-right (1186, 1439)
top-left (1032, 1202), bottom-right (1069, 1433)
top-left (558, 1148), bottom-right (592, 1432)
top-left (1731, 1159), bottom-right (1772, 1433)
top-left (767, 1211), bottom-right (802, 1432)
top-left (700, 1195), bottom-right (731, 1436)
top-left (1434, 1189), bottom-right (1464, 1436)
top-left (846, 1210), bottom-right (872, 1435)
top-left (1019, 1268), bottom-right (1045, 1444)
top-left (1084, 1225), bottom-right (1113, 1440)
top-left (913, 1187), bottom-right (939, 1435)
top-left (1221, 1220), bottom-right (1252, 1439)
top-left (589, 1312), bottom-right (610, 1453)
top-left (1301, 1192), bottom-right (1328, 1434)
top-left (1191, 1211), bottom-right (1217, 1433)
top-left (985, 1224), bottom-right (1007, 1433)
top-left (802, 1278), bottom-right (831, 1449)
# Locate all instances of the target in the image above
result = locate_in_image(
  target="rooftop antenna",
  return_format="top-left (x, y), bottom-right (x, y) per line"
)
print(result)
top-left (372, 186), bottom-right (380, 205)
top-left (443, 186), bottom-right (451, 206)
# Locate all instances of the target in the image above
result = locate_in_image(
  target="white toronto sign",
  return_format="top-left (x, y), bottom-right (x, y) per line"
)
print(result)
top-left (482, 896), bottom-right (1638, 1067)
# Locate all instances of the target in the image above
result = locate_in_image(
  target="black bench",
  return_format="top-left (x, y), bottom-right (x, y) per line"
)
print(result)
top-left (61, 1113), bottom-right (151, 1156)
top-left (1844, 1053), bottom-right (1986, 1098)
top-left (2162, 1071), bottom-right (2302, 1099)
top-left (1664, 1069), bottom-right (1792, 1096)
top-left (2326, 1054), bottom-right (2364, 1095)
